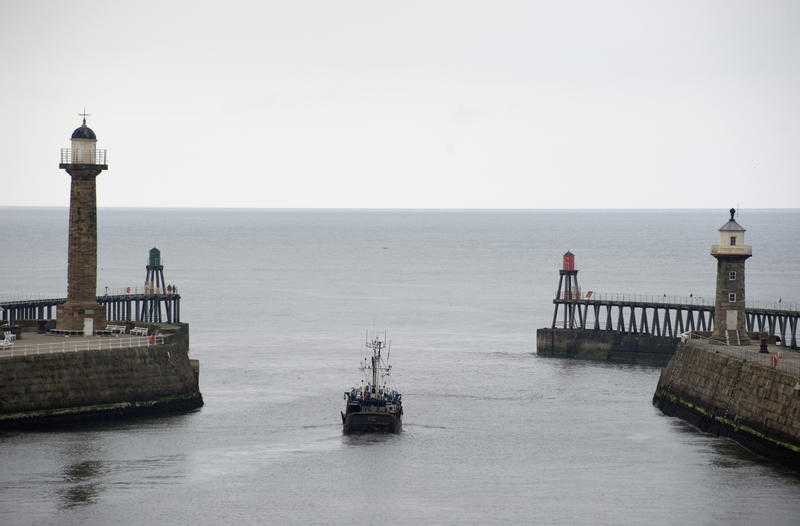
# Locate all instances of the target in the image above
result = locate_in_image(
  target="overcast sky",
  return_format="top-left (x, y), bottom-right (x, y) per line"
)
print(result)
top-left (1, 1), bottom-right (798, 208)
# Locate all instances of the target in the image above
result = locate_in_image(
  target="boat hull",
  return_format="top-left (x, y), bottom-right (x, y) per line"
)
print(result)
top-left (342, 411), bottom-right (402, 434)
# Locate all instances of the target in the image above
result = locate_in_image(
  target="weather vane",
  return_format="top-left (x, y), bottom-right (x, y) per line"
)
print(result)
top-left (79, 107), bottom-right (91, 125)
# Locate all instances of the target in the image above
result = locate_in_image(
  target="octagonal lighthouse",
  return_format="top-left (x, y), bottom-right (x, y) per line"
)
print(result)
top-left (710, 208), bottom-right (752, 345)
top-left (56, 116), bottom-right (108, 333)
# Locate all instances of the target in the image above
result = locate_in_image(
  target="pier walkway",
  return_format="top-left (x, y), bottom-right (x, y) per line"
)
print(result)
top-left (0, 332), bottom-right (166, 359)
top-left (553, 292), bottom-right (800, 348)
top-left (0, 288), bottom-right (180, 326)
top-left (691, 337), bottom-right (800, 376)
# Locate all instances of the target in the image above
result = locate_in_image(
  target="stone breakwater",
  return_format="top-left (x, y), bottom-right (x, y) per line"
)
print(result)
top-left (536, 328), bottom-right (678, 366)
top-left (653, 341), bottom-right (800, 467)
top-left (0, 336), bottom-right (202, 428)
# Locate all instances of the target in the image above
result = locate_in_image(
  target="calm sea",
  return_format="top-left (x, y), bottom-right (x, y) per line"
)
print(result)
top-left (1, 208), bottom-right (799, 525)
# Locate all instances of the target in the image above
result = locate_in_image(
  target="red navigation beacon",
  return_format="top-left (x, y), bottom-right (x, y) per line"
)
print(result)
top-left (562, 251), bottom-right (575, 271)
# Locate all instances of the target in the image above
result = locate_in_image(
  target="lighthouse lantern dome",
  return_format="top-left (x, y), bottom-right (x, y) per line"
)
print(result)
top-left (71, 119), bottom-right (97, 140)
top-left (69, 118), bottom-right (97, 164)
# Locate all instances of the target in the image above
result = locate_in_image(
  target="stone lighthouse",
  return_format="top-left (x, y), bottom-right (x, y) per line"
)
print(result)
top-left (711, 208), bottom-right (751, 345)
top-left (56, 115), bottom-right (108, 333)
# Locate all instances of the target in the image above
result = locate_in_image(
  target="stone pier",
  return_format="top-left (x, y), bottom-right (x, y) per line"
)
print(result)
top-left (653, 340), bottom-right (800, 466)
top-left (0, 324), bottom-right (202, 427)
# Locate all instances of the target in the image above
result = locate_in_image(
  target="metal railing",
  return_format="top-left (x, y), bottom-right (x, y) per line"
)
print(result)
top-left (103, 287), bottom-right (179, 296)
top-left (0, 335), bottom-right (165, 358)
top-left (0, 287), bottom-right (180, 304)
top-left (0, 293), bottom-right (67, 303)
top-left (59, 148), bottom-right (107, 165)
top-left (561, 292), bottom-right (715, 306)
top-left (744, 300), bottom-right (800, 312)
top-left (560, 291), bottom-right (799, 313)
top-left (711, 244), bottom-right (753, 255)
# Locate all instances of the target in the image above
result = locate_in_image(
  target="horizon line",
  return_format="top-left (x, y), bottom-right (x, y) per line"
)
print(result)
top-left (1, 205), bottom-right (798, 212)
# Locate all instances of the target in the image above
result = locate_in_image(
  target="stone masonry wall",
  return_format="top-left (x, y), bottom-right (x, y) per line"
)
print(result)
top-left (653, 341), bottom-right (800, 464)
top-left (712, 256), bottom-right (748, 341)
top-left (66, 171), bottom-right (100, 304)
top-left (536, 327), bottom-right (678, 366)
top-left (0, 342), bottom-right (201, 420)
top-left (57, 168), bottom-right (104, 331)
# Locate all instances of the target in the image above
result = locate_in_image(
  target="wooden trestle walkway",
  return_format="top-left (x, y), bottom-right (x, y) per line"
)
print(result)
top-left (0, 292), bottom-right (180, 326)
top-left (552, 293), bottom-right (799, 349)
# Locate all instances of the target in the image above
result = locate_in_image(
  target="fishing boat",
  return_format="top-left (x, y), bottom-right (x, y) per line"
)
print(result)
top-left (342, 332), bottom-right (403, 434)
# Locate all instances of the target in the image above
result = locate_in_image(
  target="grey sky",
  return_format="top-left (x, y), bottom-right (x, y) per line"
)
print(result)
top-left (2, 1), bottom-right (798, 208)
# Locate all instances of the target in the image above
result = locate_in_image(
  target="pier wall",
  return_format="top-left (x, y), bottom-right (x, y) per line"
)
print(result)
top-left (653, 341), bottom-right (800, 466)
top-left (536, 328), bottom-right (678, 366)
top-left (0, 332), bottom-right (202, 427)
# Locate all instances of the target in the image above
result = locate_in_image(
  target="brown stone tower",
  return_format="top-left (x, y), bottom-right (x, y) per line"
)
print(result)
top-left (56, 115), bottom-right (108, 333)
top-left (711, 208), bottom-right (751, 345)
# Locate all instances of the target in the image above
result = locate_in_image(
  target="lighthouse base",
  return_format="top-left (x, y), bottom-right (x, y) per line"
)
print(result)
top-left (56, 301), bottom-right (107, 334)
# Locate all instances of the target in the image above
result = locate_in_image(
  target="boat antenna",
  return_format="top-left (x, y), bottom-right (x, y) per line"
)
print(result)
top-left (372, 336), bottom-right (379, 389)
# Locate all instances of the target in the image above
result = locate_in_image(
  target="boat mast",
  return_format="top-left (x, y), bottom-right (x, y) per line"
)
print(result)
top-left (365, 333), bottom-right (392, 394)
top-left (372, 337), bottom-right (380, 390)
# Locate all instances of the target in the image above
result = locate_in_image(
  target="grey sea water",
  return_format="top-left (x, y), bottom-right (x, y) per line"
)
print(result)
top-left (1, 208), bottom-right (799, 525)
